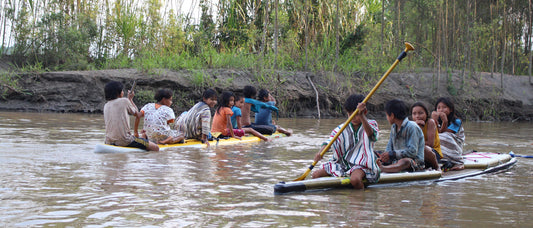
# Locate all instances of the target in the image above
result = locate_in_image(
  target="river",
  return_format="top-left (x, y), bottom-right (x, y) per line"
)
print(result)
top-left (1, 111), bottom-right (532, 227)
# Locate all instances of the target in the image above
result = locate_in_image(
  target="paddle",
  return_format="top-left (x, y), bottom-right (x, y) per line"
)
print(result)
top-left (293, 42), bottom-right (415, 181)
top-left (509, 151), bottom-right (533, 158)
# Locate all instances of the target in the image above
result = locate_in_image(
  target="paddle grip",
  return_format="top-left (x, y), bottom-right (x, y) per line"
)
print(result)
top-left (397, 51), bottom-right (407, 61)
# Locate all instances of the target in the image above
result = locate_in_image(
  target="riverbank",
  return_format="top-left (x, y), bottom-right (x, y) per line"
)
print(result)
top-left (0, 67), bottom-right (532, 121)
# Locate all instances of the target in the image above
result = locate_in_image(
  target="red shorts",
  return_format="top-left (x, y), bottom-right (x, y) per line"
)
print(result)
top-left (224, 128), bottom-right (245, 137)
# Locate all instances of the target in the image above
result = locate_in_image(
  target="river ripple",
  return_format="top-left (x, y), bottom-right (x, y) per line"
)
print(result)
top-left (0, 112), bottom-right (532, 227)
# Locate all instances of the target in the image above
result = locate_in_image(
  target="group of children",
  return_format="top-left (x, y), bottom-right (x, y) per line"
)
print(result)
top-left (103, 80), bottom-right (467, 190)
top-left (312, 95), bottom-right (465, 189)
top-left (103, 81), bottom-right (292, 151)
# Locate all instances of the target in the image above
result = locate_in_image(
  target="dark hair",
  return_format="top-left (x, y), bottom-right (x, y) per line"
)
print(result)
top-left (104, 81), bottom-right (123, 101)
top-left (216, 91), bottom-right (234, 114)
top-left (243, 85), bottom-right (257, 98)
top-left (202, 88), bottom-right (217, 100)
top-left (434, 97), bottom-right (457, 122)
top-left (411, 101), bottom-right (429, 121)
top-left (155, 89), bottom-right (173, 102)
top-left (344, 94), bottom-right (365, 113)
top-left (385, 99), bottom-right (408, 120)
top-left (234, 93), bottom-right (243, 102)
top-left (257, 89), bottom-right (269, 102)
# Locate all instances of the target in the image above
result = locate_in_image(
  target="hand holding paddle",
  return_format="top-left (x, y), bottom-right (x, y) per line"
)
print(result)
top-left (293, 42), bottom-right (415, 181)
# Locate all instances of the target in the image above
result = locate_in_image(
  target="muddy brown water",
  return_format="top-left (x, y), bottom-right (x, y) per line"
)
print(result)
top-left (1, 111), bottom-right (532, 227)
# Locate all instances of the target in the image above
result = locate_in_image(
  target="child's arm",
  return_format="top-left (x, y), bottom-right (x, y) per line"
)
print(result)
top-left (236, 116), bottom-right (243, 129)
top-left (431, 111), bottom-right (448, 133)
top-left (425, 119), bottom-right (438, 147)
top-left (357, 103), bottom-right (377, 141)
top-left (201, 134), bottom-right (210, 147)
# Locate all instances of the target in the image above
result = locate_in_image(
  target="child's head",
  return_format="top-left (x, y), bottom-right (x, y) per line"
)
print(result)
top-left (344, 94), bottom-right (365, 113)
top-left (202, 88), bottom-right (218, 108)
top-left (344, 94), bottom-right (366, 124)
top-left (385, 99), bottom-right (408, 122)
top-left (218, 91), bottom-right (235, 107)
top-left (243, 85), bottom-right (257, 98)
top-left (104, 81), bottom-right (124, 101)
top-left (234, 94), bottom-right (244, 108)
top-left (257, 89), bottom-right (270, 102)
top-left (411, 102), bottom-right (429, 122)
top-left (434, 97), bottom-right (456, 120)
top-left (155, 89), bottom-right (173, 106)
top-left (155, 89), bottom-right (173, 101)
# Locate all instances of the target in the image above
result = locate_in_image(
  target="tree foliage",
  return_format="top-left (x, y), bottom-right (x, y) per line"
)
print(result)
top-left (0, 0), bottom-right (530, 77)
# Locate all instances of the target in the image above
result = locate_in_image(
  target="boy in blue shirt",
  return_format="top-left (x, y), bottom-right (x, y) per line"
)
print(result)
top-left (378, 99), bottom-right (425, 173)
top-left (255, 89), bottom-right (292, 136)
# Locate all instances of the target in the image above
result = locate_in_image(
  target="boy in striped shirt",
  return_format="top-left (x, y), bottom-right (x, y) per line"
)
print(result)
top-left (312, 94), bottom-right (380, 189)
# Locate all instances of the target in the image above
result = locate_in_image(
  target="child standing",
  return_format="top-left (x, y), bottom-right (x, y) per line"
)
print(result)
top-left (211, 91), bottom-right (243, 140)
top-left (134, 89), bottom-right (185, 144)
top-left (411, 102), bottom-right (442, 170)
top-left (231, 94), bottom-right (270, 141)
top-left (255, 89), bottom-right (292, 136)
top-left (103, 81), bottom-right (159, 151)
top-left (176, 89), bottom-right (217, 146)
top-left (312, 94), bottom-right (380, 189)
top-left (431, 97), bottom-right (465, 170)
top-left (378, 99), bottom-right (425, 173)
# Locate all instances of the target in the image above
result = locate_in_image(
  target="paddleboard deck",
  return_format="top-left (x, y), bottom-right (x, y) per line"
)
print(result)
top-left (94, 132), bottom-right (286, 153)
top-left (274, 152), bottom-right (516, 194)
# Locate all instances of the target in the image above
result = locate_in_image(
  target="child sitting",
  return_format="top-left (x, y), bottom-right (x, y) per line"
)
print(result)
top-left (255, 89), bottom-right (292, 136)
top-left (411, 102), bottom-right (442, 170)
top-left (431, 97), bottom-right (465, 171)
top-left (211, 91), bottom-right (243, 140)
top-left (231, 94), bottom-right (270, 141)
top-left (378, 99), bottom-right (425, 173)
top-left (312, 94), bottom-right (380, 189)
top-left (241, 85), bottom-right (279, 135)
top-left (103, 81), bottom-right (158, 151)
top-left (134, 89), bottom-right (185, 144)
top-left (176, 89), bottom-right (217, 146)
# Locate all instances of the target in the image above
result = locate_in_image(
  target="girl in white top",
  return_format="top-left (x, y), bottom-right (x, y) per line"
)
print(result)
top-left (135, 89), bottom-right (184, 144)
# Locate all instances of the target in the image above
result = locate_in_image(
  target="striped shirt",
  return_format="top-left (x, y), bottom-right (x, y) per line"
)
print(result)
top-left (321, 120), bottom-right (381, 183)
top-left (176, 102), bottom-right (212, 140)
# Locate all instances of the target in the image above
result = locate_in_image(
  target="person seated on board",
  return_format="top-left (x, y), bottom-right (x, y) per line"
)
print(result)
top-left (411, 102), bottom-right (442, 170)
top-left (230, 93), bottom-right (270, 141)
top-left (377, 99), bottom-right (424, 173)
top-left (176, 88), bottom-right (217, 147)
top-left (103, 81), bottom-right (159, 151)
top-left (254, 89), bottom-right (293, 136)
top-left (312, 94), bottom-right (380, 189)
top-left (241, 85), bottom-right (279, 135)
top-left (211, 91), bottom-right (243, 140)
top-left (134, 89), bottom-right (185, 144)
top-left (431, 97), bottom-right (465, 171)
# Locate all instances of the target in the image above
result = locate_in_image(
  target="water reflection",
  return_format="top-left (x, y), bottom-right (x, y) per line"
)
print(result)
top-left (0, 111), bottom-right (531, 227)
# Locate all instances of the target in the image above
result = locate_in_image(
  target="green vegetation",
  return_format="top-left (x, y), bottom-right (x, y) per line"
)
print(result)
top-left (0, 0), bottom-right (530, 86)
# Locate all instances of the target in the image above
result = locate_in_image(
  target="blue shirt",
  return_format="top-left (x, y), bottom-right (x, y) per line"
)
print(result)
top-left (386, 118), bottom-right (425, 164)
top-left (230, 106), bottom-right (242, 129)
top-left (447, 118), bottom-right (462, 133)
top-left (255, 101), bottom-right (275, 125)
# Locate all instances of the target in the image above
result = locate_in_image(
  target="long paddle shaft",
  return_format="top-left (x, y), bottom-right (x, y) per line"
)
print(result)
top-left (293, 42), bottom-right (415, 181)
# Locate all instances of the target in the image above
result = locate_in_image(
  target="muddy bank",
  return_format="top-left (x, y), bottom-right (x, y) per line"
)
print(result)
top-left (0, 68), bottom-right (532, 121)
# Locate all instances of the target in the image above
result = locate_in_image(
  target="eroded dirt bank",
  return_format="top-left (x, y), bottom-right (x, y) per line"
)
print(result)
top-left (1, 68), bottom-right (532, 121)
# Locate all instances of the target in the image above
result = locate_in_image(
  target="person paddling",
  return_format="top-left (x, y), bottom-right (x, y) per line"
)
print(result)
top-left (312, 94), bottom-right (380, 189)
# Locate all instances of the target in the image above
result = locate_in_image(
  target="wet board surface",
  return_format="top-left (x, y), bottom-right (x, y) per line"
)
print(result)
top-left (94, 132), bottom-right (286, 153)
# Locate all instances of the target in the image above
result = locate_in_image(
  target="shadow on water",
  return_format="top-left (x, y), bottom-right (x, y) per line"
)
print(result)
top-left (0, 112), bottom-right (532, 226)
